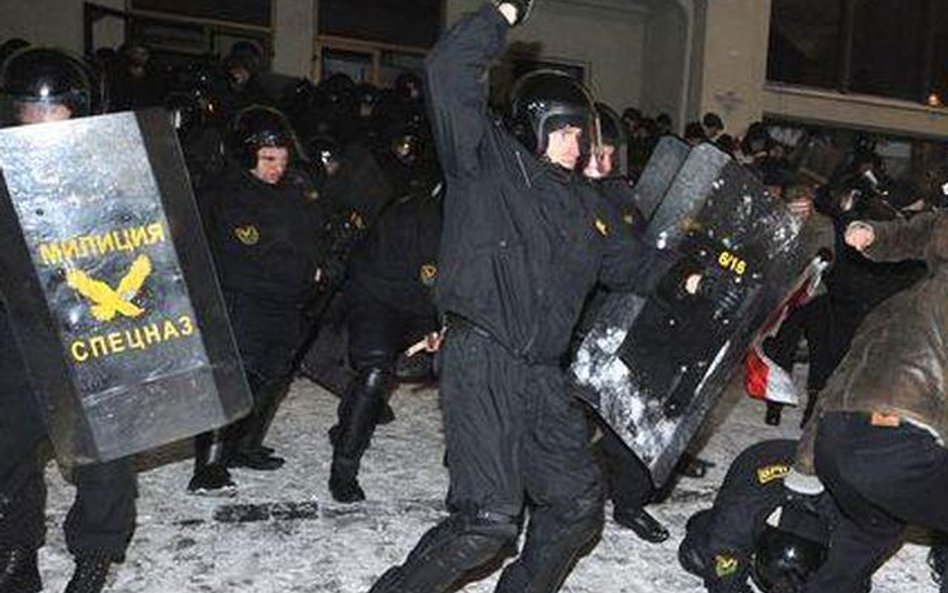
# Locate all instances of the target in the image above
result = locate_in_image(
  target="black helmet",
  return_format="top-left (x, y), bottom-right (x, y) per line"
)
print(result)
top-left (0, 38), bottom-right (30, 68)
top-left (394, 71), bottom-right (423, 101)
top-left (230, 105), bottom-right (297, 169)
top-left (307, 135), bottom-right (342, 175)
top-left (752, 498), bottom-right (829, 593)
top-left (164, 91), bottom-right (201, 137)
top-left (386, 122), bottom-right (425, 165)
top-left (594, 102), bottom-right (625, 148)
top-left (509, 70), bottom-right (593, 155)
top-left (1, 47), bottom-right (92, 120)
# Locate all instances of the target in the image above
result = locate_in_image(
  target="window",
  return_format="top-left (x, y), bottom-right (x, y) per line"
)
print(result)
top-left (768, 0), bottom-right (943, 105)
top-left (318, 0), bottom-right (442, 49)
top-left (767, 0), bottom-right (842, 90)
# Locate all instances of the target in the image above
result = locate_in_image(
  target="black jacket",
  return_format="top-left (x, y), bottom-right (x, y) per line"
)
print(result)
top-left (203, 166), bottom-right (328, 307)
top-left (348, 189), bottom-right (442, 320)
top-left (426, 4), bottom-right (668, 363)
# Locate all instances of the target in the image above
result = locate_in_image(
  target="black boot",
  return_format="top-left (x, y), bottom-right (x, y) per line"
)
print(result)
top-left (0, 547), bottom-right (41, 593)
top-left (329, 368), bottom-right (391, 503)
top-left (225, 377), bottom-right (287, 471)
top-left (188, 432), bottom-right (236, 497)
top-left (613, 508), bottom-right (669, 543)
top-left (63, 552), bottom-right (112, 593)
top-left (329, 458), bottom-right (365, 503)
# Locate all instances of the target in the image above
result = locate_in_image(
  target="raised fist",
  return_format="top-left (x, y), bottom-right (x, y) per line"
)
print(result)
top-left (844, 221), bottom-right (875, 252)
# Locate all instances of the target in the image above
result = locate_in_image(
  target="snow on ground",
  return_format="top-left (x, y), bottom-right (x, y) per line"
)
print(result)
top-left (36, 371), bottom-right (934, 592)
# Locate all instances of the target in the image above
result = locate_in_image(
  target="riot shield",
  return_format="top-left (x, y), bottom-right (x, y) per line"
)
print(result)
top-left (631, 136), bottom-right (690, 223)
top-left (572, 143), bottom-right (817, 486)
top-left (0, 109), bottom-right (252, 465)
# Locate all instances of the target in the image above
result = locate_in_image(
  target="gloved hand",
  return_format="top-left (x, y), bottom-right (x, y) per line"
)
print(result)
top-left (494, 0), bottom-right (535, 26)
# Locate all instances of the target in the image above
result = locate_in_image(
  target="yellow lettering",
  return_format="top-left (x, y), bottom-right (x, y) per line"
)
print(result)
top-left (125, 328), bottom-right (146, 350)
top-left (128, 226), bottom-right (149, 250)
top-left (95, 233), bottom-right (115, 256)
top-left (718, 251), bottom-right (731, 267)
top-left (39, 243), bottom-right (63, 266)
top-left (106, 331), bottom-right (125, 354)
top-left (61, 239), bottom-right (81, 262)
top-left (142, 323), bottom-right (162, 345)
top-left (79, 236), bottom-right (98, 258)
top-left (178, 316), bottom-right (195, 336)
top-left (115, 229), bottom-right (133, 252)
top-left (147, 223), bottom-right (165, 244)
top-left (88, 336), bottom-right (109, 358)
top-left (71, 341), bottom-right (89, 362)
top-left (735, 260), bottom-right (747, 275)
top-left (162, 319), bottom-right (180, 340)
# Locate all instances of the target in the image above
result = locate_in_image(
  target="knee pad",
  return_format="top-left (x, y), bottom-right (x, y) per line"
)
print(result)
top-left (428, 510), bottom-right (519, 567)
top-left (359, 366), bottom-right (395, 392)
top-left (374, 510), bottom-right (519, 593)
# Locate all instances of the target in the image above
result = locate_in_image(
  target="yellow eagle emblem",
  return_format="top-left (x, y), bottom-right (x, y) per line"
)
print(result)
top-left (714, 554), bottom-right (739, 578)
top-left (234, 225), bottom-right (260, 246)
top-left (420, 264), bottom-right (438, 286)
top-left (66, 254), bottom-right (152, 322)
top-left (594, 218), bottom-right (609, 236)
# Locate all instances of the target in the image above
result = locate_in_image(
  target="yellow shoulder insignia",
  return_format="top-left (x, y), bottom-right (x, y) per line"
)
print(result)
top-left (594, 217), bottom-right (609, 237)
top-left (756, 464), bottom-right (790, 485)
top-left (714, 554), bottom-right (739, 578)
top-left (420, 263), bottom-right (438, 286)
top-left (234, 225), bottom-right (260, 246)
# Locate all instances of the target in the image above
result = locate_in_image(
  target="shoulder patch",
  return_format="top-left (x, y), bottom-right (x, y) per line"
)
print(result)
top-left (420, 263), bottom-right (438, 286)
top-left (234, 225), bottom-right (260, 246)
top-left (594, 217), bottom-right (609, 237)
top-left (756, 463), bottom-right (790, 485)
top-left (714, 554), bottom-right (739, 578)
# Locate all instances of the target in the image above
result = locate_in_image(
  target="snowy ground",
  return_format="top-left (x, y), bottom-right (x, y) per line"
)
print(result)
top-left (36, 372), bottom-right (934, 592)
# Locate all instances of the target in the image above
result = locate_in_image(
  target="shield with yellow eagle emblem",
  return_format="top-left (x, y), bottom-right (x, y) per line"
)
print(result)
top-left (0, 109), bottom-right (251, 465)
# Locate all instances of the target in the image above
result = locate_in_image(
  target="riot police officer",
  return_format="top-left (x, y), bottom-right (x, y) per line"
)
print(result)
top-left (188, 105), bottom-right (333, 494)
top-left (0, 47), bottom-right (138, 593)
top-left (679, 440), bottom-right (833, 593)
top-left (328, 124), bottom-right (443, 502)
top-left (580, 102), bottom-right (667, 543)
top-left (367, 3), bottom-right (680, 592)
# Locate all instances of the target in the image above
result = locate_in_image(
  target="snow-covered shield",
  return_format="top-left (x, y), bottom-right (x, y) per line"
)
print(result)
top-left (0, 109), bottom-right (252, 465)
top-left (572, 143), bottom-right (818, 485)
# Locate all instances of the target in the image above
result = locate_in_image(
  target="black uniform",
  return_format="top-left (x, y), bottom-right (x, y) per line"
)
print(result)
top-left (578, 176), bottom-right (661, 539)
top-left (369, 6), bottom-right (669, 593)
top-left (329, 171), bottom-right (442, 501)
top-left (203, 165), bottom-right (329, 459)
top-left (679, 440), bottom-right (829, 593)
top-left (0, 303), bottom-right (137, 561)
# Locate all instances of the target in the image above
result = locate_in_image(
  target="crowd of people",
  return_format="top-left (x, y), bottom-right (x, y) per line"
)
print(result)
top-left (2, 1), bottom-right (948, 592)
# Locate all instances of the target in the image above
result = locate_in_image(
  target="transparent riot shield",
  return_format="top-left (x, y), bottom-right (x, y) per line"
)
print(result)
top-left (573, 143), bottom-right (818, 486)
top-left (0, 109), bottom-right (252, 465)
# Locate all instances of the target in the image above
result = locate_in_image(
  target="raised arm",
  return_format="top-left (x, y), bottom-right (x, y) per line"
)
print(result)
top-left (847, 210), bottom-right (945, 264)
top-left (424, 3), bottom-right (518, 178)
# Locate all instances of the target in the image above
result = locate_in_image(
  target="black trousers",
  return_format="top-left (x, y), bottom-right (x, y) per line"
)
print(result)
top-left (441, 325), bottom-right (602, 591)
top-left (805, 411), bottom-right (948, 593)
top-left (595, 423), bottom-right (653, 514)
top-left (347, 289), bottom-right (436, 372)
top-left (0, 312), bottom-right (137, 559)
top-left (0, 398), bottom-right (136, 559)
